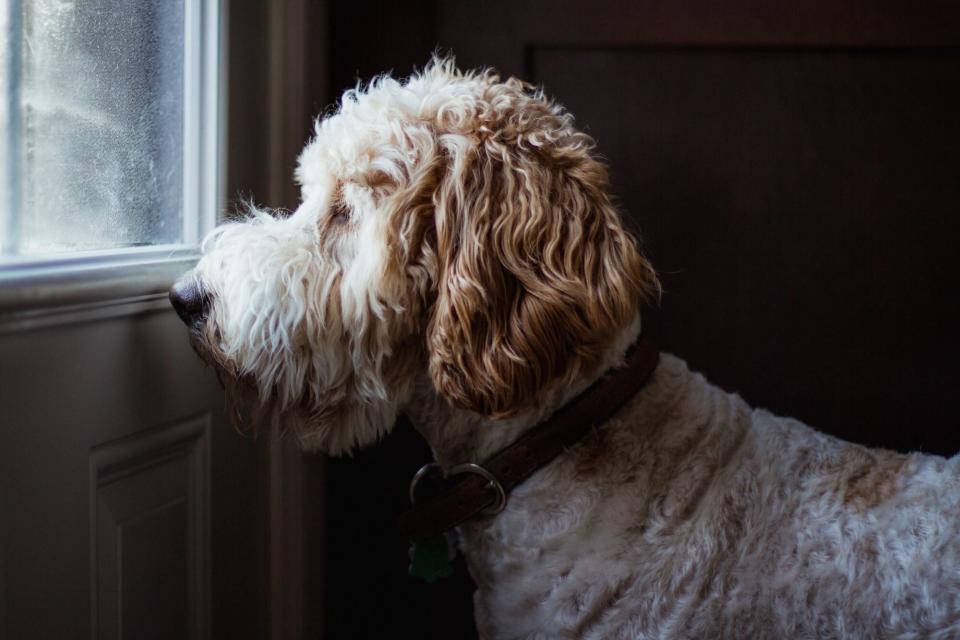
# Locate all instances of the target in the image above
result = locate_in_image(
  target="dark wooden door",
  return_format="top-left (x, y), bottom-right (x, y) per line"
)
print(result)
top-left (322, 2), bottom-right (960, 637)
top-left (439, 0), bottom-right (960, 453)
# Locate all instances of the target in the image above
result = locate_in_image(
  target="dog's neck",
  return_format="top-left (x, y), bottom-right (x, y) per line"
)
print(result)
top-left (403, 316), bottom-right (643, 469)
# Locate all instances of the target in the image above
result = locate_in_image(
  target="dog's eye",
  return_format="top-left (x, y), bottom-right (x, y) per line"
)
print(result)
top-left (330, 202), bottom-right (350, 224)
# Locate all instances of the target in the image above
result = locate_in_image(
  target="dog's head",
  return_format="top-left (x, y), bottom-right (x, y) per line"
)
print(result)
top-left (171, 59), bottom-right (659, 455)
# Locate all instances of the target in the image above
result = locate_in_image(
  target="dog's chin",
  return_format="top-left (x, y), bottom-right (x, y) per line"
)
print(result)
top-left (286, 397), bottom-right (401, 455)
top-left (189, 349), bottom-right (399, 456)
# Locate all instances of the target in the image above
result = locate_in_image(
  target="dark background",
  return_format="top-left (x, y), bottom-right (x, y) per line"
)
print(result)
top-left (314, 2), bottom-right (960, 637)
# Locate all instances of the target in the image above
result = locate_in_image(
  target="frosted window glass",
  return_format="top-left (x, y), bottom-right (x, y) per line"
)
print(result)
top-left (1, 0), bottom-right (185, 257)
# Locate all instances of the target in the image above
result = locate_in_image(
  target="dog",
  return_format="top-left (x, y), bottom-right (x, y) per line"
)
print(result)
top-left (170, 58), bottom-right (960, 639)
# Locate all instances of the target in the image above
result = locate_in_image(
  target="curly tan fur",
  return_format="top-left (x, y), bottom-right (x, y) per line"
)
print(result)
top-left (426, 76), bottom-right (658, 417)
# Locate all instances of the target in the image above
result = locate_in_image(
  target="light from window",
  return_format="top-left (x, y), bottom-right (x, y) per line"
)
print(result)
top-left (0, 0), bottom-right (186, 258)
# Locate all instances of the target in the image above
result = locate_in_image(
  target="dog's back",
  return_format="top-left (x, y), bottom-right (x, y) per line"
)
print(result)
top-left (460, 354), bottom-right (960, 639)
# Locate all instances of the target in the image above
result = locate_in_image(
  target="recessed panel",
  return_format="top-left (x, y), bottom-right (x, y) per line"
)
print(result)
top-left (90, 416), bottom-right (210, 640)
top-left (535, 49), bottom-right (960, 452)
top-left (121, 500), bottom-right (189, 640)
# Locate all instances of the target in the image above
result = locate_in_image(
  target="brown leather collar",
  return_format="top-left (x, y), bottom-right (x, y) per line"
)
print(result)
top-left (397, 335), bottom-right (660, 542)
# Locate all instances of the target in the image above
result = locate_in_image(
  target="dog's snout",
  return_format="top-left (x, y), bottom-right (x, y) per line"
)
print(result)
top-left (169, 277), bottom-right (208, 326)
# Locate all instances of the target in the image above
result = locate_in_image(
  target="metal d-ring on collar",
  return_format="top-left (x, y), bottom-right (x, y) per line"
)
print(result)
top-left (408, 461), bottom-right (507, 516)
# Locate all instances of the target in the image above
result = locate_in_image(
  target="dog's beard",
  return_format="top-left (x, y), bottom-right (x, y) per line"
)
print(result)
top-left (186, 327), bottom-right (256, 437)
top-left (187, 321), bottom-right (418, 455)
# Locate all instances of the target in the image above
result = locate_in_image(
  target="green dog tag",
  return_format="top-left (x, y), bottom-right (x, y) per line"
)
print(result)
top-left (409, 535), bottom-right (453, 583)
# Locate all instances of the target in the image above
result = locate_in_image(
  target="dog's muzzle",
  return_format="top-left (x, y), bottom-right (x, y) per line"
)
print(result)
top-left (169, 276), bottom-right (208, 327)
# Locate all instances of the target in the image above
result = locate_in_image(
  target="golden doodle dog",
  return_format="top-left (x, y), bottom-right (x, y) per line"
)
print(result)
top-left (171, 59), bottom-right (960, 639)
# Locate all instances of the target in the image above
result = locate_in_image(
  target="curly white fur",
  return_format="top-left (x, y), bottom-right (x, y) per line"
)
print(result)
top-left (179, 58), bottom-right (960, 638)
top-left (434, 354), bottom-right (960, 639)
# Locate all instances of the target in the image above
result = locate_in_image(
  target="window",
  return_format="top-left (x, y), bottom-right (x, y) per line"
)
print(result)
top-left (0, 1), bottom-right (221, 306)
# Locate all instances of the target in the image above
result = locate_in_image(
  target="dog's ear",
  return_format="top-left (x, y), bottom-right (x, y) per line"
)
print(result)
top-left (426, 82), bottom-right (660, 418)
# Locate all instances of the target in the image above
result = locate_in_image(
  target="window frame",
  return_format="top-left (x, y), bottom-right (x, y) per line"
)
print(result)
top-left (0, 0), bottom-right (224, 326)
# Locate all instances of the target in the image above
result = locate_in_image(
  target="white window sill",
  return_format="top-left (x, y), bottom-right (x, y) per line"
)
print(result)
top-left (0, 245), bottom-right (198, 332)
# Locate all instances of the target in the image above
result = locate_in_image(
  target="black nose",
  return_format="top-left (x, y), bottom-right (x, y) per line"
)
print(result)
top-left (169, 277), bottom-right (208, 326)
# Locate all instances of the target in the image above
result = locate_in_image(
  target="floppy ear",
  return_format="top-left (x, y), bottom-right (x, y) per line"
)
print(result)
top-left (426, 84), bottom-right (659, 418)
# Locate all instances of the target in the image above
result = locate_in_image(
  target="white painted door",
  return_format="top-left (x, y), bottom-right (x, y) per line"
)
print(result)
top-left (0, 2), bottom-right (264, 637)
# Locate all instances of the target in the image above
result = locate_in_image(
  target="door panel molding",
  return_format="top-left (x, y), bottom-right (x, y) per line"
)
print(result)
top-left (89, 414), bottom-right (211, 640)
